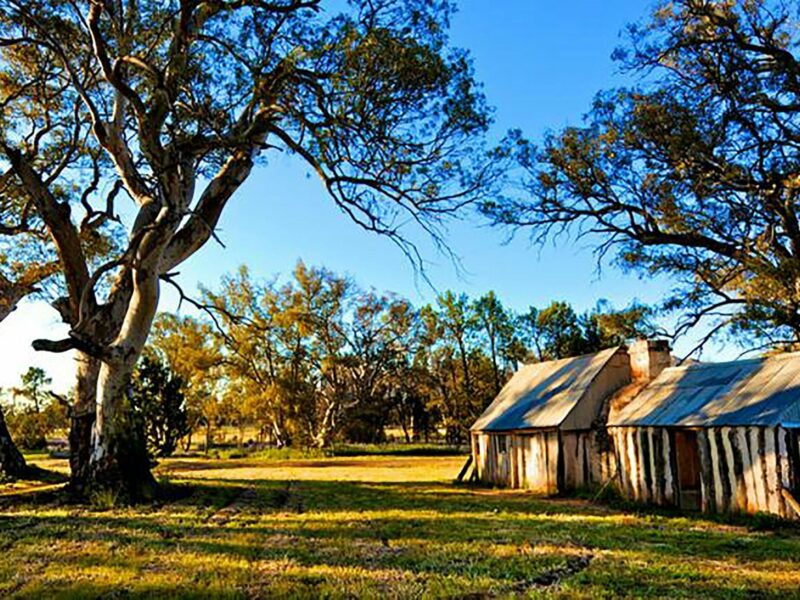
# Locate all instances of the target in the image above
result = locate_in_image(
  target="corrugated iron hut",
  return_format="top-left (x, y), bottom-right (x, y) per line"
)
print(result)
top-left (608, 353), bottom-right (800, 519)
top-left (470, 342), bottom-right (669, 494)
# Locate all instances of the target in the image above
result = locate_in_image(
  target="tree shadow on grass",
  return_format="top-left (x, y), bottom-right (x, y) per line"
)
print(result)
top-left (158, 476), bottom-right (800, 552)
top-left (0, 467), bottom-right (68, 508)
top-left (1, 476), bottom-right (799, 598)
top-left (3, 478), bottom-right (799, 561)
top-left (0, 505), bottom-right (797, 599)
top-left (0, 464), bottom-right (67, 486)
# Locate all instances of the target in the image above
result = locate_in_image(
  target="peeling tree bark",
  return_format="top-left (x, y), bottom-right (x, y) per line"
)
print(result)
top-left (314, 400), bottom-right (339, 449)
top-left (68, 352), bottom-right (99, 495)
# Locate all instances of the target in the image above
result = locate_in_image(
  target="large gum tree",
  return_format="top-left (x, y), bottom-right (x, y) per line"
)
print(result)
top-left (0, 0), bottom-right (504, 499)
top-left (0, 33), bottom-right (120, 482)
top-left (488, 0), bottom-right (800, 355)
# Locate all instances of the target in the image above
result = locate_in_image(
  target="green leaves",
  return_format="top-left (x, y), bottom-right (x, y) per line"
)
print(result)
top-left (131, 353), bottom-right (190, 459)
top-left (488, 0), bottom-right (800, 354)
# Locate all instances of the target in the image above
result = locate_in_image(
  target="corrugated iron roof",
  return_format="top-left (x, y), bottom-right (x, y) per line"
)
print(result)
top-left (471, 347), bottom-right (621, 432)
top-left (610, 351), bottom-right (800, 427)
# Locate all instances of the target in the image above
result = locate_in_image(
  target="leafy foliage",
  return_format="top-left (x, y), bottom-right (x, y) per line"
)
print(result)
top-left (11, 367), bottom-right (51, 414)
top-left (131, 354), bottom-right (191, 459)
top-left (149, 314), bottom-right (224, 452)
top-left (152, 262), bottom-right (655, 449)
top-left (4, 367), bottom-right (66, 450)
top-left (520, 300), bottom-right (656, 361)
top-left (487, 0), bottom-right (800, 355)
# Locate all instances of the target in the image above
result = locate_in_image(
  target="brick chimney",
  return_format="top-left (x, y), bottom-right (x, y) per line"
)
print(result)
top-left (627, 339), bottom-right (671, 381)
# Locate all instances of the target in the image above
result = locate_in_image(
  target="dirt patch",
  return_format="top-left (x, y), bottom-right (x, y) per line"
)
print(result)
top-left (205, 487), bottom-right (260, 524)
top-left (525, 553), bottom-right (594, 590)
top-left (204, 481), bottom-right (306, 523)
top-left (514, 554), bottom-right (594, 593)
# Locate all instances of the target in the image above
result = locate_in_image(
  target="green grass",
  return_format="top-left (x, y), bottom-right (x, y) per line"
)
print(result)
top-left (184, 442), bottom-right (465, 461)
top-left (149, 442), bottom-right (462, 464)
top-left (328, 442), bottom-right (466, 457)
top-left (204, 446), bottom-right (329, 461)
top-left (0, 454), bottom-right (799, 598)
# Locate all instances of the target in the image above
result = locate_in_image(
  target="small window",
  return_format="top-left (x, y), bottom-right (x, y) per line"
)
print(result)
top-left (497, 436), bottom-right (507, 454)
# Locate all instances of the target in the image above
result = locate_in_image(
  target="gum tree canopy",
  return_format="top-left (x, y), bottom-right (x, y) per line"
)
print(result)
top-left (0, 4), bottom-right (121, 483)
top-left (0, 0), bottom-right (502, 499)
top-left (489, 0), bottom-right (800, 353)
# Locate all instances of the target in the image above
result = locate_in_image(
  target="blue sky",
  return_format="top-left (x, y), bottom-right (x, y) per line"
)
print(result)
top-left (0, 1), bottom-right (735, 393)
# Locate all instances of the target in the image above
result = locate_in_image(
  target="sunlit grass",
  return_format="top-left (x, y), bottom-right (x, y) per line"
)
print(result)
top-left (0, 453), bottom-right (798, 598)
top-left (160, 454), bottom-right (464, 483)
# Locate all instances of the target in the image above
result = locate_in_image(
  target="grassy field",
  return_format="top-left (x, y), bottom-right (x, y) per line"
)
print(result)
top-left (1, 453), bottom-right (799, 599)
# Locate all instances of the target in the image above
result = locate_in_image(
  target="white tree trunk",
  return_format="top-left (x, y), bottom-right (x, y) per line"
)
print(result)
top-left (89, 267), bottom-right (161, 499)
top-left (314, 400), bottom-right (339, 449)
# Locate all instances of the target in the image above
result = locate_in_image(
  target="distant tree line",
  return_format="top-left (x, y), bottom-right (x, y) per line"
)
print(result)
top-left (0, 367), bottom-right (68, 453)
top-left (140, 261), bottom-right (655, 451)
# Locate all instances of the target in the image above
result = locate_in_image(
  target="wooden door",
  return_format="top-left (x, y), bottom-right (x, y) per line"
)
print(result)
top-left (674, 429), bottom-right (701, 510)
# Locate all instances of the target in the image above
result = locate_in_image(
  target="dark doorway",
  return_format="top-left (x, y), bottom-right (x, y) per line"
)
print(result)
top-left (674, 429), bottom-right (702, 510)
top-left (789, 428), bottom-right (800, 494)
